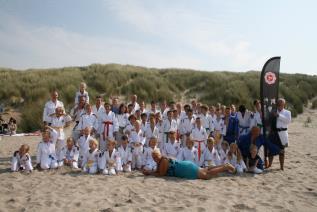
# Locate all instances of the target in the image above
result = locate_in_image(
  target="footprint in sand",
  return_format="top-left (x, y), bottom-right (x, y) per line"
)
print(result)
top-left (232, 203), bottom-right (256, 211)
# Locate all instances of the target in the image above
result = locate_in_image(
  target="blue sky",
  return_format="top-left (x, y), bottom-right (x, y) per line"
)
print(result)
top-left (0, 0), bottom-right (316, 75)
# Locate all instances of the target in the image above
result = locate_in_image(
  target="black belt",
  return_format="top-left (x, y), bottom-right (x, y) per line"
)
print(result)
top-left (277, 128), bottom-right (287, 131)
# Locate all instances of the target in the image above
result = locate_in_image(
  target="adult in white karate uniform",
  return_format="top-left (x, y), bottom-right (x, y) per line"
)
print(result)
top-left (77, 104), bottom-right (98, 135)
top-left (43, 91), bottom-right (64, 126)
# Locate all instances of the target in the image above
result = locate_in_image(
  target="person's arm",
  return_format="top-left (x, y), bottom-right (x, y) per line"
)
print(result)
top-left (153, 158), bottom-right (169, 177)
top-left (278, 111), bottom-right (291, 125)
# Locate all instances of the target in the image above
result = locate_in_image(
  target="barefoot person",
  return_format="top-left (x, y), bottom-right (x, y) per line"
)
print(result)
top-left (143, 149), bottom-right (235, 180)
top-left (268, 98), bottom-right (291, 170)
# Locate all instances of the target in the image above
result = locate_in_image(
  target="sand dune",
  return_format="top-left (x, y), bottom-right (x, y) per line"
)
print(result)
top-left (0, 109), bottom-right (317, 212)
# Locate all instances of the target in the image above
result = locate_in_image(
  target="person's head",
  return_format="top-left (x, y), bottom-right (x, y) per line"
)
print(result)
top-left (176, 103), bottom-right (182, 112)
top-left (215, 108), bottom-right (221, 117)
top-left (253, 99), bottom-right (261, 112)
top-left (80, 82), bottom-right (87, 92)
top-left (79, 96), bottom-right (86, 107)
top-left (155, 112), bottom-right (161, 122)
top-left (184, 104), bottom-right (190, 113)
top-left (85, 104), bottom-right (92, 114)
top-left (66, 137), bottom-right (74, 150)
top-left (201, 105), bottom-right (208, 115)
top-left (112, 97), bottom-right (118, 106)
top-left (89, 138), bottom-right (98, 150)
top-left (250, 144), bottom-right (258, 158)
top-left (149, 113), bottom-right (156, 124)
top-left (95, 96), bottom-right (102, 107)
top-left (191, 100), bottom-right (197, 109)
top-left (134, 120), bottom-right (141, 132)
top-left (214, 131), bottom-right (222, 144)
top-left (135, 110), bottom-right (141, 119)
top-left (250, 126), bottom-right (261, 138)
top-left (207, 137), bottom-right (215, 150)
top-left (19, 144), bottom-right (30, 156)
top-left (55, 106), bottom-right (64, 116)
top-left (104, 102), bottom-right (111, 113)
top-left (172, 109), bottom-right (178, 119)
top-left (238, 105), bottom-right (246, 114)
top-left (221, 141), bottom-right (229, 152)
top-left (209, 105), bottom-right (215, 114)
top-left (160, 101), bottom-right (167, 110)
top-left (121, 135), bottom-right (129, 148)
top-left (185, 137), bottom-right (194, 149)
top-left (151, 149), bottom-right (162, 163)
top-left (128, 114), bottom-right (137, 124)
top-left (149, 137), bottom-right (157, 149)
top-left (228, 143), bottom-right (242, 162)
top-left (127, 104), bottom-right (133, 113)
top-left (141, 113), bottom-right (147, 122)
top-left (51, 91), bottom-right (58, 101)
top-left (169, 130), bottom-right (176, 141)
top-left (195, 117), bottom-right (201, 128)
top-left (119, 103), bottom-right (127, 114)
top-left (140, 101), bottom-right (145, 110)
top-left (230, 104), bottom-right (236, 114)
top-left (83, 127), bottom-right (91, 136)
top-left (225, 106), bottom-right (231, 116)
top-left (187, 108), bottom-right (193, 118)
top-left (167, 110), bottom-right (172, 119)
top-left (131, 94), bottom-right (137, 103)
top-left (229, 142), bottom-right (238, 153)
top-left (150, 100), bottom-right (156, 110)
top-left (277, 98), bottom-right (286, 111)
top-left (42, 130), bottom-right (51, 142)
top-left (169, 101), bottom-right (176, 110)
top-left (107, 140), bottom-right (116, 151)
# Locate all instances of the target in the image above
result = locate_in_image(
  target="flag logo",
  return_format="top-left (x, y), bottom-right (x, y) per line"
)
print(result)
top-left (264, 72), bottom-right (276, 85)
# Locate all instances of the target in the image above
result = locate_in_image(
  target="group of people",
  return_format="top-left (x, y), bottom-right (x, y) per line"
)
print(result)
top-left (0, 116), bottom-right (17, 135)
top-left (11, 82), bottom-right (292, 180)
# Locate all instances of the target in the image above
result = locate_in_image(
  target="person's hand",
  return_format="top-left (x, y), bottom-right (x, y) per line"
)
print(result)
top-left (142, 169), bottom-right (151, 175)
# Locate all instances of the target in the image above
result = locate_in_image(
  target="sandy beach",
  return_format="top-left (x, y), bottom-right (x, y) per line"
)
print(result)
top-left (0, 109), bottom-right (316, 212)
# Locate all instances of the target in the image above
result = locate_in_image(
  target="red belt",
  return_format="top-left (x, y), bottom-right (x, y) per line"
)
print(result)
top-left (194, 140), bottom-right (204, 161)
top-left (103, 121), bottom-right (113, 140)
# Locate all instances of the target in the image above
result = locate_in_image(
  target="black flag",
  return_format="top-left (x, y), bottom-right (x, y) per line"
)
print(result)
top-left (260, 57), bottom-right (281, 162)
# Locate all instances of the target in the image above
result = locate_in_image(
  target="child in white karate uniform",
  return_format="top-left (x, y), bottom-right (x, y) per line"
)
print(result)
top-left (225, 143), bottom-right (246, 174)
top-left (99, 140), bottom-right (122, 175)
top-left (59, 137), bottom-right (79, 169)
top-left (75, 82), bottom-right (89, 105)
top-left (177, 137), bottom-right (199, 166)
top-left (142, 137), bottom-right (159, 171)
top-left (11, 144), bottom-right (33, 172)
top-left (200, 137), bottom-right (216, 167)
top-left (82, 138), bottom-right (100, 174)
top-left (77, 127), bottom-right (93, 168)
top-left (211, 132), bottom-right (227, 166)
top-left (162, 129), bottom-right (181, 159)
top-left (118, 135), bottom-right (132, 172)
top-left (36, 127), bottom-right (58, 170)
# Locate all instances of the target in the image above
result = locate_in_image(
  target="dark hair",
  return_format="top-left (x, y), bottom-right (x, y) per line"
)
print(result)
top-left (141, 113), bottom-right (147, 118)
top-left (238, 105), bottom-right (246, 113)
top-left (118, 103), bottom-right (127, 114)
top-left (121, 135), bottom-right (128, 141)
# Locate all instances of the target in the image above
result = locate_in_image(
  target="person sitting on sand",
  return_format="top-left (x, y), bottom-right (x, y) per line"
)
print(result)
top-left (143, 149), bottom-right (235, 180)
top-left (11, 144), bottom-right (33, 172)
top-left (246, 145), bottom-right (263, 174)
top-left (36, 126), bottom-right (58, 170)
top-left (82, 138), bottom-right (100, 174)
top-left (59, 137), bottom-right (79, 169)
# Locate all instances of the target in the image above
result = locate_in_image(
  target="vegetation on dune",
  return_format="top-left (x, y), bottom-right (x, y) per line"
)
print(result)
top-left (0, 64), bottom-right (316, 132)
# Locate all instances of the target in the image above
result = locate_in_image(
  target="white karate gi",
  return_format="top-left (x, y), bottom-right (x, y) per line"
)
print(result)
top-left (142, 147), bottom-right (158, 171)
top-left (92, 105), bottom-right (105, 120)
top-left (144, 123), bottom-right (159, 147)
top-left (118, 146), bottom-right (132, 172)
top-left (277, 109), bottom-right (291, 146)
top-left (129, 131), bottom-right (145, 169)
top-left (36, 129), bottom-right (58, 170)
top-left (213, 117), bottom-right (226, 135)
top-left (11, 152), bottom-right (33, 172)
top-left (177, 147), bottom-right (199, 166)
top-left (162, 118), bottom-right (178, 143)
top-left (59, 145), bottom-right (79, 168)
top-left (211, 147), bottom-right (227, 166)
top-left (225, 155), bottom-right (246, 173)
top-left (200, 147), bottom-right (216, 167)
top-left (162, 140), bottom-right (181, 159)
top-left (98, 111), bottom-right (119, 151)
top-left (191, 126), bottom-right (208, 162)
top-left (237, 111), bottom-right (252, 136)
top-left (82, 148), bottom-right (99, 174)
top-left (74, 90), bottom-right (89, 105)
top-left (43, 100), bottom-right (64, 123)
top-left (77, 113), bottom-right (98, 132)
top-left (99, 149), bottom-right (122, 175)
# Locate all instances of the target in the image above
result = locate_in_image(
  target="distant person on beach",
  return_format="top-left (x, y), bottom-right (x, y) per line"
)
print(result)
top-left (8, 117), bottom-right (17, 135)
top-left (75, 82), bottom-right (89, 105)
top-left (130, 94), bottom-right (140, 114)
top-left (43, 91), bottom-right (64, 126)
top-left (143, 149), bottom-right (235, 180)
top-left (268, 98), bottom-right (292, 170)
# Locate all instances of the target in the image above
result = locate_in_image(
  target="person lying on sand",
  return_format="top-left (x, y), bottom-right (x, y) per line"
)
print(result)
top-left (142, 149), bottom-right (235, 180)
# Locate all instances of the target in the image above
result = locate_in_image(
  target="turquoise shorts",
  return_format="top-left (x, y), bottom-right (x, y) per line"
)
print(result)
top-left (167, 159), bottom-right (199, 180)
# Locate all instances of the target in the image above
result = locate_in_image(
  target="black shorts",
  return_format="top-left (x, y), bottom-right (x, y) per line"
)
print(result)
top-left (270, 131), bottom-right (285, 150)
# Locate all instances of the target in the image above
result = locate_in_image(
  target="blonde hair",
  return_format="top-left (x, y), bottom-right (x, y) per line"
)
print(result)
top-left (152, 148), bottom-right (161, 156)
top-left (66, 137), bottom-right (74, 144)
top-left (227, 143), bottom-right (243, 162)
top-left (107, 139), bottom-right (116, 146)
top-left (80, 82), bottom-right (87, 89)
top-left (89, 138), bottom-right (98, 146)
top-left (19, 144), bottom-right (30, 153)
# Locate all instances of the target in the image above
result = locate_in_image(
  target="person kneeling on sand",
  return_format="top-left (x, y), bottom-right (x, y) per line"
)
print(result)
top-left (246, 145), bottom-right (263, 174)
top-left (143, 149), bottom-right (235, 180)
top-left (11, 144), bottom-right (33, 172)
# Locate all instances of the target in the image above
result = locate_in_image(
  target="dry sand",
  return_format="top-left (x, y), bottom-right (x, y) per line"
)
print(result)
top-left (0, 109), bottom-right (316, 212)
